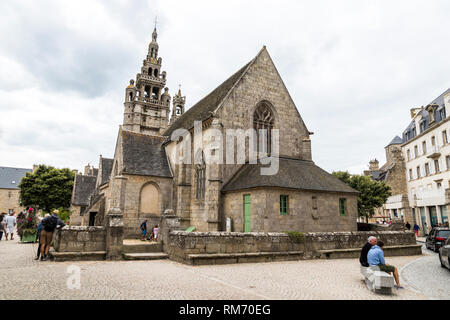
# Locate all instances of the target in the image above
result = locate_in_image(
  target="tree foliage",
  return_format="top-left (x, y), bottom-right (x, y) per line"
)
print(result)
top-left (19, 165), bottom-right (75, 212)
top-left (333, 171), bottom-right (392, 221)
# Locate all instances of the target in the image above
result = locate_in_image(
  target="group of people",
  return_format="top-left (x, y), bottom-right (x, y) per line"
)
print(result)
top-left (0, 209), bottom-right (65, 261)
top-left (0, 212), bottom-right (17, 241)
top-left (140, 220), bottom-right (159, 242)
top-left (35, 209), bottom-right (66, 261)
top-left (360, 236), bottom-right (404, 289)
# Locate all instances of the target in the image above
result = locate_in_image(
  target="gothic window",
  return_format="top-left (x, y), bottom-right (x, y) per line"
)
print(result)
top-left (129, 92), bottom-right (134, 102)
top-left (154, 69), bottom-right (158, 77)
top-left (196, 152), bottom-right (206, 200)
top-left (148, 67), bottom-right (153, 76)
top-left (253, 102), bottom-right (275, 155)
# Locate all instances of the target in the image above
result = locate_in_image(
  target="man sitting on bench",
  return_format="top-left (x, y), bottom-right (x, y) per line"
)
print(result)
top-left (367, 241), bottom-right (404, 289)
top-left (360, 236), bottom-right (377, 267)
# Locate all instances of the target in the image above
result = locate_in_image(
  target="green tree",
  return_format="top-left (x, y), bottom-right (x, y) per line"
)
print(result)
top-left (333, 171), bottom-right (392, 222)
top-left (19, 165), bottom-right (75, 212)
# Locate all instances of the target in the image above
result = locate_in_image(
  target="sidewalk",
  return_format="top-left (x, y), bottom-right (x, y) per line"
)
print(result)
top-left (416, 237), bottom-right (426, 243)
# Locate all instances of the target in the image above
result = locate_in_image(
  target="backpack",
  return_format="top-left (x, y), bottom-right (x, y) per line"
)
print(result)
top-left (42, 216), bottom-right (58, 232)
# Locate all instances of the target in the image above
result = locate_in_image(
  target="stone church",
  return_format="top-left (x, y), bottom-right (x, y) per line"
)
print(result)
top-left (70, 28), bottom-right (358, 237)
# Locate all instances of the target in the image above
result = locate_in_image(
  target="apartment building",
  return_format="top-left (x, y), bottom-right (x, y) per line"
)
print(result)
top-left (402, 89), bottom-right (450, 235)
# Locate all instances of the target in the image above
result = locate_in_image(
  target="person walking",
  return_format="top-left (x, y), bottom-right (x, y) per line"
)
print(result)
top-left (413, 223), bottom-right (420, 237)
top-left (4, 212), bottom-right (17, 241)
top-left (0, 213), bottom-right (6, 241)
top-left (367, 240), bottom-right (404, 289)
top-left (140, 220), bottom-right (148, 241)
top-left (40, 210), bottom-right (66, 261)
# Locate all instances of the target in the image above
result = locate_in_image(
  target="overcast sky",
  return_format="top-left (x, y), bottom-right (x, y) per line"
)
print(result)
top-left (1, 0), bottom-right (449, 174)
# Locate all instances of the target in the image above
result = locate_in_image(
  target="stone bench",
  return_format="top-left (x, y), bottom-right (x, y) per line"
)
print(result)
top-left (186, 251), bottom-right (305, 265)
top-left (360, 265), bottom-right (395, 294)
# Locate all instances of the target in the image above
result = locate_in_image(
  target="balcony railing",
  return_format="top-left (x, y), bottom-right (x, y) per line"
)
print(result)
top-left (137, 74), bottom-right (166, 84)
top-left (427, 145), bottom-right (441, 159)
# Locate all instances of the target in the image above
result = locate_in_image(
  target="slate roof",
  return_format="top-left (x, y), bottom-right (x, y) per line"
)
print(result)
top-left (402, 88), bottom-right (450, 143)
top-left (387, 136), bottom-right (404, 146)
top-left (163, 60), bottom-right (253, 137)
top-left (222, 158), bottom-right (358, 194)
top-left (121, 130), bottom-right (172, 178)
top-left (71, 175), bottom-right (97, 206)
top-left (100, 158), bottom-right (114, 186)
top-left (0, 167), bottom-right (32, 189)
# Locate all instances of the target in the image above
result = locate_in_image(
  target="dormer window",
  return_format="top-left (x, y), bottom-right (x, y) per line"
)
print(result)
top-left (420, 121), bottom-right (426, 133)
top-left (440, 108), bottom-right (446, 120)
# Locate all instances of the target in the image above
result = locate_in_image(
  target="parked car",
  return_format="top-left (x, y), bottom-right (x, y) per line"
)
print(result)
top-left (426, 228), bottom-right (450, 252)
top-left (439, 237), bottom-right (450, 270)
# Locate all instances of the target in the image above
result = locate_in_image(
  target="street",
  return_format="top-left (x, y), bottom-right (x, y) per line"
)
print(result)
top-left (401, 243), bottom-right (450, 300)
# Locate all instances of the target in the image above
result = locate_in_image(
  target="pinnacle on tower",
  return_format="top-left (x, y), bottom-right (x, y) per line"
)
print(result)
top-left (170, 85), bottom-right (186, 125)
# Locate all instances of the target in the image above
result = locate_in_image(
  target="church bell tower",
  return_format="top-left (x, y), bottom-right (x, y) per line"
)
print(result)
top-left (123, 27), bottom-right (171, 136)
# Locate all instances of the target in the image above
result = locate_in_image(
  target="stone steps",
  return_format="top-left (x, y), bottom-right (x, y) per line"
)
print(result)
top-left (123, 253), bottom-right (169, 261)
top-left (123, 242), bottom-right (163, 254)
top-left (49, 250), bottom-right (106, 262)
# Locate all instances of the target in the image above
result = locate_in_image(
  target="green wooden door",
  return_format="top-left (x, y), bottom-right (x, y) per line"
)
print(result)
top-left (244, 195), bottom-right (251, 233)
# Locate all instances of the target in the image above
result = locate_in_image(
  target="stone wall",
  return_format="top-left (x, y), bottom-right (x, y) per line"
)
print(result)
top-left (223, 189), bottom-right (358, 233)
top-left (53, 226), bottom-right (106, 253)
top-left (166, 231), bottom-right (418, 265)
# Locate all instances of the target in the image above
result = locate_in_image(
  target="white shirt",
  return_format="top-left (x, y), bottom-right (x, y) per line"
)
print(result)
top-left (5, 216), bottom-right (16, 227)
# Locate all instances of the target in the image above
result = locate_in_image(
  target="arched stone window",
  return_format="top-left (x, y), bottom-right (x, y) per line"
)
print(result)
top-left (253, 102), bottom-right (275, 155)
top-left (140, 183), bottom-right (160, 216)
top-left (195, 152), bottom-right (206, 200)
top-left (148, 67), bottom-right (153, 75)
top-left (154, 69), bottom-right (158, 77)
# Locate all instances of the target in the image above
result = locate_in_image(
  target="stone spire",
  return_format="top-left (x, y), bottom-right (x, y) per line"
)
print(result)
top-left (170, 85), bottom-right (186, 125)
top-left (122, 26), bottom-right (171, 136)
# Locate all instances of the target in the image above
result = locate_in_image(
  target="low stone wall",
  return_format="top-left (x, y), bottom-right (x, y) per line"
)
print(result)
top-left (53, 226), bottom-right (106, 253)
top-left (166, 231), bottom-right (419, 265)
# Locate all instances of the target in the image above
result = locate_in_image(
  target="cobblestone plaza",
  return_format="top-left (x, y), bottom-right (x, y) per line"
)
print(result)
top-left (2, 235), bottom-right (448, 300)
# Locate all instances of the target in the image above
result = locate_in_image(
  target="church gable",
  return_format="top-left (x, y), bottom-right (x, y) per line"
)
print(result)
top-left (217, 47), bottom-right (310, 160)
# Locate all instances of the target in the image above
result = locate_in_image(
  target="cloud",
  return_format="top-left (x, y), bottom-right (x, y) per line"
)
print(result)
top-left (0, 0), bottom-right (450, 174)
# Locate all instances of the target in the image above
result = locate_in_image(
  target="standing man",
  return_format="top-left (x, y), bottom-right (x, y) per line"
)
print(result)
top-left (405, 221), bottom-right (411, 231)
top-left (4, 212), bottom-right (17, 241)
top-left (360, 236), bottom-right (377, 267)
top-left (40, 210), bottom-right (66, 261)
